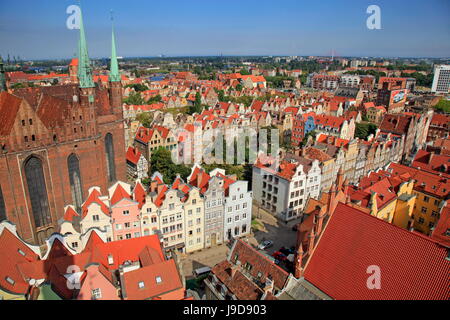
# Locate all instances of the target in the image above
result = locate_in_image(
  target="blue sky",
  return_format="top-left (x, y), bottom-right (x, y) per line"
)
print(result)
top-left (0, 0), bottom-right (449, 59)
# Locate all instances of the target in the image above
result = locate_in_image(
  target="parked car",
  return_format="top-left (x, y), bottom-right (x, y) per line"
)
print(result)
top-left (258, 240), bottom-right (274, 250)
top-left (272, 251), bottom-right (288, 262)
top-left (279, 247), bottom-right (295, 256)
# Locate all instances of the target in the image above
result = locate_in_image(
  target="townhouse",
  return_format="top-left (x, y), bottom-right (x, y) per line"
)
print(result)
top-left (134, 125), bottom-right (178, 161)
top-left (388, 163), bottom-right (450, 235)
top-left (0, 221), bottom-right (189, 300)
top-left (126, 146), bottom-right (149, 181)
top-left (252, 154), bottom-right (322, 221)
top-left (58, 166), bottom-right (251, 255)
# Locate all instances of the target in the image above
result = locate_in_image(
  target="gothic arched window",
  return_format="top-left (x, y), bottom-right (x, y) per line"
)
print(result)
top-left (24, 156), bottom-right (51, 228)
top-left (105, 133), bottom-right (116, 182)
top-left (68, 154), bottom-right (83, 211)
top-left (0, 184), bottom-right (6, 222)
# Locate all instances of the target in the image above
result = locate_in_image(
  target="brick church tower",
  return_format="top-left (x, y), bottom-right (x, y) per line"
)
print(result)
top-left (0, 9), bottom-right (126, 244)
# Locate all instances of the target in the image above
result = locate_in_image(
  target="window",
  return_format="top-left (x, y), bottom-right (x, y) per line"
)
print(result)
top-left (156, 276), bottom-right (162, 284)
top-left (147, 208), bottom-right (152, 213)
top-left (105, 133), bottom-right (116, 182)
top-left (196, 207), bottom-right (201, 213)
top-left (169, 204), bottom-right (175, 210)
top-left (24, 157), bottom-right (51, 230)
top-left (67, 154), bottom-right (83, 212)
top-left (71, 242), bottom-right (78, 248)
top-left (125, 222), bottom-right (131, 229)
top-left (123, 210), bottom-right (130, 215)
top-left (151, 216), bottom-right (157, 223)
top-left (138, 281), bottom-right (145, 289)
top-left (423, 196), bottom-right (430, 203)
top-left (92, 288), bottom-right (102, 300)
top-left (421, 207), bottom-right (427, 214)
top-left (0, 185), bottom-right (6, 222)
top-left (5, 277), bottom-right (15, 285)
top-left (188, 210), bottom-right (193, 215)
top-left (192, 199), bottom-right (197, 204)
top-left (125, 233), bottom-right (132, 239)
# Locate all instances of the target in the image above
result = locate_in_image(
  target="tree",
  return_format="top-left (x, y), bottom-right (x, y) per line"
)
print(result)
top-left (150, 147), bottom-right (191, 184)
top-left (125, 83), bottom-right (149, 92)
top-left (123, 92), bottom-right (145, 105)
top-left (434, 99), bottom-right (450, 113)
top-left (355, 123), bottom-right (377, 140)
top-left (136, 112), bottom-right (154, 128)
top-left (301, 130), bottom-right (317, 148)
top-left (188, 92), bottom-right (203, 115)
top-left (147, 94), bottom-right (162, 104)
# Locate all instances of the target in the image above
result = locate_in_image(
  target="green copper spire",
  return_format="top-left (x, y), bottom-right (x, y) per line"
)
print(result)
top-left (0, 56), bottom-right (6, 92)
top-left (77, 8), bottom-right (94, 88)
top-left (109, 18), bottom-right (120, 82)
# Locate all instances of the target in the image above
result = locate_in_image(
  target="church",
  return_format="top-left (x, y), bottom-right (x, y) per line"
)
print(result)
top-left (0, 11), bottom-right (126, 244)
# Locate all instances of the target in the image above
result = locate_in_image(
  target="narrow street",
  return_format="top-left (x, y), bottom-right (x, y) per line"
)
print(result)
top-left (179, 204), bottom-right (301, 279)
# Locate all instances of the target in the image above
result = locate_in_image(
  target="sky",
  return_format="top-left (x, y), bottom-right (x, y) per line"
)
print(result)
top-left (0, 0), bottom-right (449, 60)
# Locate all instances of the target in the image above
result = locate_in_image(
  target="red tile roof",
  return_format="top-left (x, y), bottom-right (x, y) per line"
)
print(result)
top-left (412, 150), bottom-right (450, 175)
top-left (126, 146), bottom-right (142, 165)
top-left (82, 189), bottom-right (109, 218)
top-left (389, 163), bottom-right (449, 198)
top-left (63, 206), bottom-right (79, 222)
top-left (122, 259), bottom-right (184, 300)
top-left (0, 92), bottom-right (23, 136)
top-left (304, 202), bottom-right (450, 300)
top-left (211, 260), bottom-right (264, 300)
top-left (231, 240), bottom-right (289, 290)
top-left (133, 182), bottom-right (146, 209)
top-left (0, 228), bottom-right (40, 294)
top-left (431, 201), bottom-right (450, 247)
top-left (110, 184), bottom-right (132, 206)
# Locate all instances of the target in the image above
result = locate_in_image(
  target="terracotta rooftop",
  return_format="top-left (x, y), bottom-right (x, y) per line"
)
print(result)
top-left (304, 202), bottom-right (450, 300)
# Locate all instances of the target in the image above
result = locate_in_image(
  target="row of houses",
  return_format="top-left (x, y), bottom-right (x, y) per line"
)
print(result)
top-left (58, 165), bottom-right (252, 255)
top-left (0, 221), bottom-right (189, 300)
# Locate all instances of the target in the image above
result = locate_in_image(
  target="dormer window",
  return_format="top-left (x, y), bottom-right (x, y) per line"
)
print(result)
top-left (138, 281), bottom-right (145, 289)
top-left (156, 276), bottom-right (162, 284)
top-left (17, 249), bottom-right (26, 256)
top-left (5, 277), bottom-right (15, 285)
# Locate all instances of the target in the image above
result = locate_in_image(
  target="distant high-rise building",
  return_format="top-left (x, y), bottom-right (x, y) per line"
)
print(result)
top-left (431, 65), bottom-right (450, 94)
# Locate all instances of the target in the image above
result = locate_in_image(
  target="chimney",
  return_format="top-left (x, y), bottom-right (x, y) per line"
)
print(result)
top-left (150, 180), bottom-right (158, 193)
top-left (230, 261), bottom-right (241, 278)
top-left (263, 277), bottom-right (274, 295)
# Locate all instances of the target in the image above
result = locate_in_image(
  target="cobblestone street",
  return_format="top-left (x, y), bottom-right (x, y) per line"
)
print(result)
top-left (179, 204), bottom-right (301, 279)
top-left (179, 244), bottom-right (230, 279)
top-left (248, 203), bottom-right (301, 255)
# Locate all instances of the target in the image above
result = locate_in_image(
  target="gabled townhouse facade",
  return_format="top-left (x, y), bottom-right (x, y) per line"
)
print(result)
top-left (252, 155), bottom-right (322, 221)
